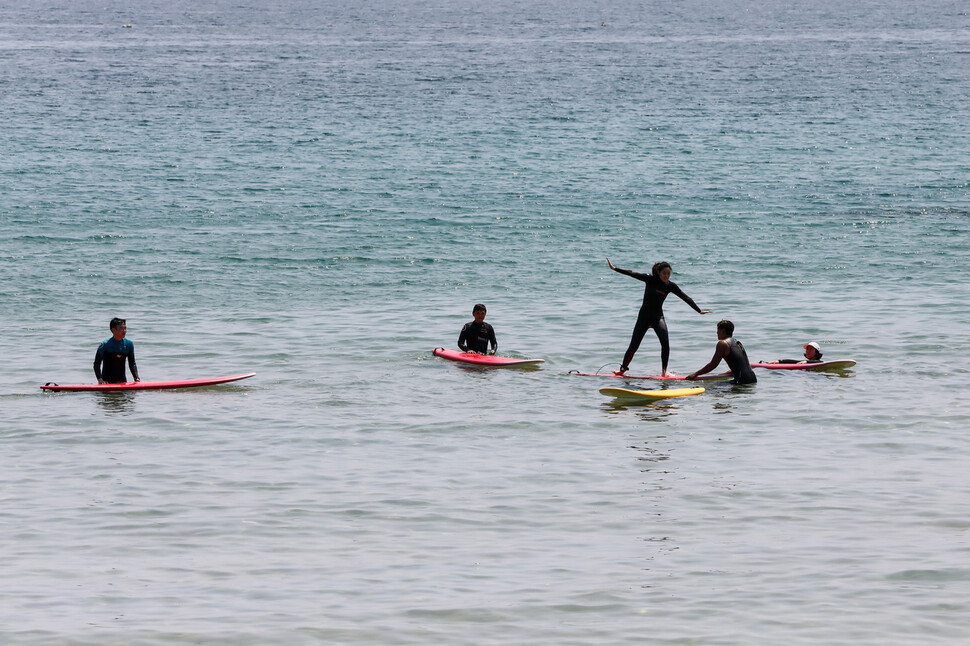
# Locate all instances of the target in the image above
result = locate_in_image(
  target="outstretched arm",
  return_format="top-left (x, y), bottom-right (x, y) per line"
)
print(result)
top-left (606, 257), bottom-right (642, 279)
top-left (669, 282), bottom-right (713, 314)
top-left (687, 340), bottom-right (729, 380)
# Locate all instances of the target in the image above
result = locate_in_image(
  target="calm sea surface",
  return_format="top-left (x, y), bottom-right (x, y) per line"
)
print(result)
top-left (2, 0), bottom-right (970, 644)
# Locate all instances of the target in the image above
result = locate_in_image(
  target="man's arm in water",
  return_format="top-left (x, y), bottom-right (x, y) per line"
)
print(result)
top-left (94, 344), bottom-right (105, 383)
top-left (457, 324), bottom-right (470, 352)
top-left (486, 324), bottom-right (497, 355)
top-left (687, 340), bottom-right (729, 380)
top-left (128, 342), bottom-right (140, 381)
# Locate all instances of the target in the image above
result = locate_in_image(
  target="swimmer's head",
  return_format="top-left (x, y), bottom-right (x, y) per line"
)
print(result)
top-left (109, 317), bottom-right (126, 331)
top-left (803, 342), bottom-right (822, 360)
top-left (472, 304), bottom-right (486, 314)
top-left (717, 319), bottom-right (735, 338)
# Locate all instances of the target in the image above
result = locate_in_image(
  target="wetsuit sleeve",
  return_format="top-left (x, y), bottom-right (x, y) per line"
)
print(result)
top-left (669, 281), bottom-right (703, 313)
top-left (457, 323), bottom-right (470, 351)
top-left (128, 341), bottom-right (139, 381)
top-left (613, 267), bottom-right (651, 282)
top-left (487, 324), bottom-right (497, 353)
top-left (94, 343), bottom-right (105, 381)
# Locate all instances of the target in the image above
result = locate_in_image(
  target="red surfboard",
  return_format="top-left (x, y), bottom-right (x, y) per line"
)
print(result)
top-left (433, 347), bottom-right (543, 367)
top-left (41, 373), bottom-right (256, 392)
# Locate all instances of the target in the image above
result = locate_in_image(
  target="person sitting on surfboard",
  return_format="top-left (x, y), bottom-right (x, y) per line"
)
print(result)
top-left (458, 304), bottom-right (498, 355)
top-left (607, 258), bottom-right (712, 376)
top-left (94, 317), bottom-right (140, 384)
top-left (761, 342), bottom-right (824, 364)
top-left (686, 319), bottom-right (757, 385)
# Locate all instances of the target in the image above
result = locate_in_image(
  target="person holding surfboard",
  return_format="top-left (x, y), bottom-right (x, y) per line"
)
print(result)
top-left (686, 319), bottom-right (757, 385)
top-left (458, 304), bottom-right (498, 355)
top-left (761, 342), bottom-right (824, 364)
top-left (94, 317), bottom-right (140, 384)
top-left (607, 258), bottom-right (712, 376)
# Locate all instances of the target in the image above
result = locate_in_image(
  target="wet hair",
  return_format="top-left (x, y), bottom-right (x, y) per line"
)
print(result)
top-left (109, 317), bottom-right (126, 331)
top-left (717, 319), bottom-right (735, 336)
top-left (472, 303), bottom-right (486, 313)
top-left (651, 261), bottom-right (671, 280)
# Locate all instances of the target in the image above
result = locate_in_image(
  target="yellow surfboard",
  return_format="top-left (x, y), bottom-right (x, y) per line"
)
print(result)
top-left (600, 386), bottom-right (705, 401)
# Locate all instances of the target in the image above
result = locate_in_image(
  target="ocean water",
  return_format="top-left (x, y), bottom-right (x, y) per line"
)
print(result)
top-left (2, 0), bottom-right (970, 644)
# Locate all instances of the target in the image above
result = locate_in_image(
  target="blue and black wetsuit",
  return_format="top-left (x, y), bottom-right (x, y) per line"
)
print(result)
top-left (458, 321), bottom-right (497, 355)
top-left (615, 268), bottom-right (703, 371)
top-left (94, 337), bottom-right (139, 383)
top-left (724, 337), bottom-right (757, 385)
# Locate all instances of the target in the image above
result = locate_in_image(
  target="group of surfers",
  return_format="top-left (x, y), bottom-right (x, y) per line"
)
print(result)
top-left (458, 258), bottom-right (826, 386)
top-left (93, 259), bottom-right (824, 386)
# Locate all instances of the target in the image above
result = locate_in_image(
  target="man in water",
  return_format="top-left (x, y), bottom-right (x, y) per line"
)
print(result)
top-left (686, 319), bottom-right (757, 385)
top-left (94, 317), bottom-right (140, 384)
top-left (458, 304), bottom-right (497, 355)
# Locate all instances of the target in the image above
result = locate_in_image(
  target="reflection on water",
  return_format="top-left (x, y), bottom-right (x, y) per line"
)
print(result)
top-left (821, 369), bottom-right (855, 379)
top-left (95, 391), bottom-right (136, 415)
top-left (702, 381), bottom-right (760, 413)
top-left (602, 401), bottom-right (681, 423)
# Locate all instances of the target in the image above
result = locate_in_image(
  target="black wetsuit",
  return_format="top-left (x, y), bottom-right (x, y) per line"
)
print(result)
top-left (724, 337), bottom-right (757, 385)
top-left (94, 337), bottom-right (139, 383)
top-left (615, 268), bottom-right (703, 371)
top-left (777, 355), bottom-right (822, 364)
top-left (458, 321), bottom-right (497, 355)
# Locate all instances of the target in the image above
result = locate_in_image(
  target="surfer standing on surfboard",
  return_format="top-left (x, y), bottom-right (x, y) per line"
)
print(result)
top-left (458, 304), bottom-right (498, 355)
top-left (686, 320), bottom-right (757, 385)
top-left (607, 258), bottom-right (712, 376)
top-left (94, 317), bottom-right (140, 384)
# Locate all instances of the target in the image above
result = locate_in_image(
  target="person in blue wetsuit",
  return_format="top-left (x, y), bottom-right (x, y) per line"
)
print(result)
top-left (94, 317), bottom-right (140, 384)
top-left (687, 319), bottom-right (757, 385)
top-left (458, 304), bottom-right (498, 355)
top-left (607, 258), bottom-right (712, 376)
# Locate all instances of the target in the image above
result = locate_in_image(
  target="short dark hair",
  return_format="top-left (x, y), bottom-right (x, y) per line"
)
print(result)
top-left (651, 261), bottom-right (671, 279)
top-left (472, 303), bottom-right (486, 313)
top-left (110, 317), bottom-right (126, 330)
top-left (717, 319), bottom-right (734, 336)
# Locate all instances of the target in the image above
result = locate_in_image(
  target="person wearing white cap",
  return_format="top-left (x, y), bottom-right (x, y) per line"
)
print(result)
top-left (762, 342), bottom-right (823, 365)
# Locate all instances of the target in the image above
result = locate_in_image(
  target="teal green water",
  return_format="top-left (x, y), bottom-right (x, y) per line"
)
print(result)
top-left (2, 1), bottom-right (970, 644)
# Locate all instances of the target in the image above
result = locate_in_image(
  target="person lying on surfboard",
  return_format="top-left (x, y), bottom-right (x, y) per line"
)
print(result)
top-left (94, 317), bottom-right (140, 384)
top-left (686, 320), bottom-right (757, 385)
top-left (458, 303), bottom-right (498, 355)
top-left (607, 258), bottom-right (712, 377)
top-left (761, 342), bottom-right (824, 364)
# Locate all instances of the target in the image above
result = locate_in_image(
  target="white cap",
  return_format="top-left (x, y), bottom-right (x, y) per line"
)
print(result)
top-left (804, 342), bottom-right (821, 351)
